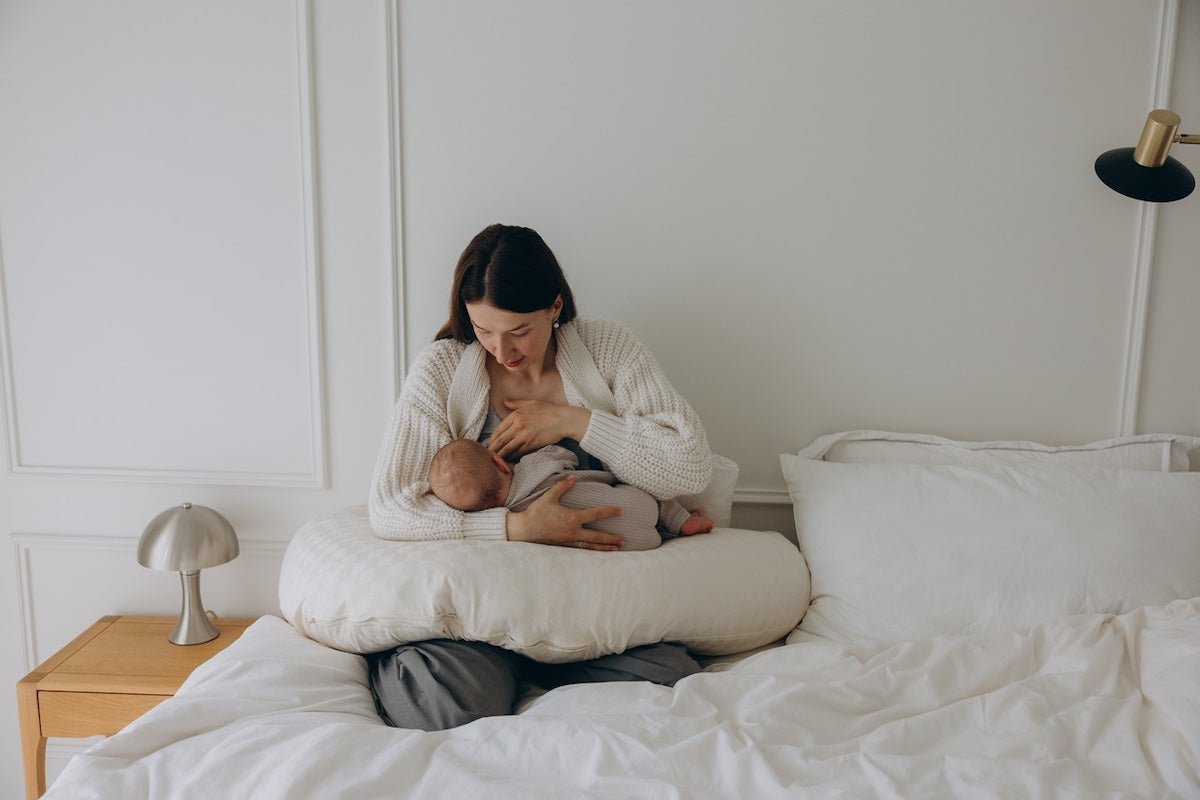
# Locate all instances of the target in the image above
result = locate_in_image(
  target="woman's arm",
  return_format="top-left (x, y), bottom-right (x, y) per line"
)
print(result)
top-left (367, 345), bottom-right (508, 541)
top-left (574, 320), bottom-right (713, 500)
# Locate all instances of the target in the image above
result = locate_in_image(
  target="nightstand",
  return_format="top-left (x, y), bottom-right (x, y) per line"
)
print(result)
top-left (16, 614), bottom-right (254, 800)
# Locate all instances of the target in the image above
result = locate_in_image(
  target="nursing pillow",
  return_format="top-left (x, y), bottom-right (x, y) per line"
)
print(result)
top-left (678, 453), bottom-right (739, 527)
top-left (279, 506), bottom-right (808, 662)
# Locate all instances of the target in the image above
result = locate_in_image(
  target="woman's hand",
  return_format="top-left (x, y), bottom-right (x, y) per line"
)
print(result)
top-left (505, 475), bottom-right (624, 551)
top-left (487, 399), bottom-right (591, 459)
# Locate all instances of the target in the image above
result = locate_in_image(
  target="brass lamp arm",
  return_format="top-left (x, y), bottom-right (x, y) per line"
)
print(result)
top-left (1134, 110), bottom-right (1193, 167)
top-left (1176, 134), bottom-right (1200, 145)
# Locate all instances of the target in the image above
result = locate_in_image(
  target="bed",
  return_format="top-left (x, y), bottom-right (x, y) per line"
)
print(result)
top-left (43, 431), bottom-right (1200, 799)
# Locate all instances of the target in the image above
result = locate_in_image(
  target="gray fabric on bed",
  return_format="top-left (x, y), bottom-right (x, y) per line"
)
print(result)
top-left (366, 639), bottom-right (523, 731)
top-left (366, 639), bottom-right (700, 731)
top-left (525, 641), bottom-right (700, 689)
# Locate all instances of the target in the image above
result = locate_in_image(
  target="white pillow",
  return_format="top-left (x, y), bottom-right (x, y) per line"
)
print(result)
top-left (800, 430), bottom-right (1200, 471)
top-left (279, 506), bottom-right (807, 662)
top-left (779, 456), bottom-right (1200, 645)
top-left (677, 453), bottom-right (739, 527)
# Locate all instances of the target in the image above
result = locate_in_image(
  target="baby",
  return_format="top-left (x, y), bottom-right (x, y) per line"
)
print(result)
top-left (428, 439), bottom-right (714, 551)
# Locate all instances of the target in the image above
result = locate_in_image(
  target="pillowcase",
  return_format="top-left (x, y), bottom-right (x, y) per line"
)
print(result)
top-left (279, 506), bottom-right (807, 662)
top-left (779, 456), bottom-right (1200, 645)
top-left (678, 453), bottom-right (739, 527)
top-left (800, 430), bottom-right (1200, 472)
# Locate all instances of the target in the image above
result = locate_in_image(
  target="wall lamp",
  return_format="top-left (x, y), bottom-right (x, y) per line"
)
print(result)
top-left (1095, 109), bottom-right (1199, 202)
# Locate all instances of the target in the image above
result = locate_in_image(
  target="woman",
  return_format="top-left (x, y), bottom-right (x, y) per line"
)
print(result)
top-left (366, 223), bottom-right (713, 730)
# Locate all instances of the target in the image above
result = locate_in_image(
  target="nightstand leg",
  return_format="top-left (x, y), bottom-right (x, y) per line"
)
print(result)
top-left (16, 677), bottom-right (47, 799)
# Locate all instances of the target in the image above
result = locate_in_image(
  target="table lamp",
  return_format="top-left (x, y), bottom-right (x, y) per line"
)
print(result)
top-left (137, 502), bottom-right (239, 645)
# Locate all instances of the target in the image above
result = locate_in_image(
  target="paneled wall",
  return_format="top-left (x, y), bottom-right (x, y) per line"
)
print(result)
top-left (0, 1), bottom-right (400, 791)
top-left (1, 2), bottom-right (1196, 795)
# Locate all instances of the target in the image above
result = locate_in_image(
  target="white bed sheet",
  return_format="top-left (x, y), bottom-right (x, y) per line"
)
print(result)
top-left (46, 599), bottom-right (1200, 799)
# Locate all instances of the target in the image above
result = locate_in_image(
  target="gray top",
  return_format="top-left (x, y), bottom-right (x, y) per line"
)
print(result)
top-left (499, 445), bottom-right (693, 551)
top-left (480, 406), bottom-right (604, 471)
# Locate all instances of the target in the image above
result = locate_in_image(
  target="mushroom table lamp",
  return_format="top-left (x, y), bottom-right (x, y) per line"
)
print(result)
top-left (137, 502), bottom-right (239, 645)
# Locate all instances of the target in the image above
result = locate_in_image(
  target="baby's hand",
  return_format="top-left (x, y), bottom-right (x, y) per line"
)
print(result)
top-left (679, 510), bottom-right (715, 536)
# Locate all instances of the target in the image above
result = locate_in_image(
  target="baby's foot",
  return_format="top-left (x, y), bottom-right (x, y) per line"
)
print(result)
top-left (680, 511), bottom-right (715, 535)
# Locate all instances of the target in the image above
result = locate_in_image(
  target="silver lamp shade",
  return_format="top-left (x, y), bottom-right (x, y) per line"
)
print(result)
top-left (138, 503), bottom-right (239, 645)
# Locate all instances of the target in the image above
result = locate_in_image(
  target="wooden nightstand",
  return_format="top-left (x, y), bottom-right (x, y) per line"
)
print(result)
top-left (16, 614), bottom-right (254, 800)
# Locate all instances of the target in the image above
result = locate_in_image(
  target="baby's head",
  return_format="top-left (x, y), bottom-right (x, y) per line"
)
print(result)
top-left (428, 438), bottom-right (512, 512)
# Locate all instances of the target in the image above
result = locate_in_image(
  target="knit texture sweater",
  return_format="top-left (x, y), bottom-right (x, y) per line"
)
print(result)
top-left (369, 317), bottom-right (712, 541)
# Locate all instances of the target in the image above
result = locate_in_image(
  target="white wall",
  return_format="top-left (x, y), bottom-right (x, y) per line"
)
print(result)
top-left (0, 1), bottom-right (400, 793)
top-left (1, 1), bottom-right (1197, 797)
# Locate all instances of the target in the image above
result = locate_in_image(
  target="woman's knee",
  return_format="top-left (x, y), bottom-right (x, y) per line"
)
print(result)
top-left (366, 639), bottom-right (523, 731)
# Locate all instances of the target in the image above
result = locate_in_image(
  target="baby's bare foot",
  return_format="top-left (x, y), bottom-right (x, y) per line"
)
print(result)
top-left (680, 512), bottom-right (715, 535)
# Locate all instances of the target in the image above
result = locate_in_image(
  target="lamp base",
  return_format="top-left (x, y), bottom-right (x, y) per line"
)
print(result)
top-left (170, 570), bottom-right (220, 645)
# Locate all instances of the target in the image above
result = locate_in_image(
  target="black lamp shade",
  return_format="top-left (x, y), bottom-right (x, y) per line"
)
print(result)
top-left (1094, 147), bottom-right (1195, 202)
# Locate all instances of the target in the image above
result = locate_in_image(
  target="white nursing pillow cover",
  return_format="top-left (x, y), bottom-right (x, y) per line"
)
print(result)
top-left (678, 453), bottom-right (739, 527)
top-left (279, 506), bottom-right (809, 662)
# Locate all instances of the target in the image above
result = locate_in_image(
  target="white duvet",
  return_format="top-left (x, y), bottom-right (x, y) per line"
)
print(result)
top-left (47, 599), bottom-right (1200, 799)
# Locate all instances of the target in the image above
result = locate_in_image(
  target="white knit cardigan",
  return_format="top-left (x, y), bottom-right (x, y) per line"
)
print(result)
top-left (368, 317), bottom-right (713, 541)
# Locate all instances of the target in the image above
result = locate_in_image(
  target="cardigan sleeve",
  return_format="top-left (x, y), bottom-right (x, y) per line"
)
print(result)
top-left (367, 343), bottom-right (508, 542)
top-left (576, 320), bottom-right (713, 500)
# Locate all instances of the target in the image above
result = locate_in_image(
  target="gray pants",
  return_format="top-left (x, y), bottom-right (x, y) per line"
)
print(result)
top-left (366, 639), bottom-right (701, 731)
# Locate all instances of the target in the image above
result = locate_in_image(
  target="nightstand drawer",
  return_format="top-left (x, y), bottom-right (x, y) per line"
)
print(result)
top-left (39, 691), bottom-right (169, 737)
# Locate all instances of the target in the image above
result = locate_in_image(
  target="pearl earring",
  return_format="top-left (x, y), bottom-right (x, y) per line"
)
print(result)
top-left (553, 320), bottom-right (560, 329)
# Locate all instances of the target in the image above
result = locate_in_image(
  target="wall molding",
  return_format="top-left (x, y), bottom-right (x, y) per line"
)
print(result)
top-left (14, 532), bottom-right (289, 671)
top-left (15, 534), bottom-right (138, 670)
top-left (8, 464), bottom-right (326, 488)
top-left (1, 0), bottom-right (328, 488)
top-left (1117, 0), bottom-right (1179, 436)
top-left (733, 488), bottom-right (791, 506)
top-left (0, 224), bottom-right (17, 475)
top-left (386, 0), bottom-right (408, 398)
top-left (295, 0), bottom-right (330, 489)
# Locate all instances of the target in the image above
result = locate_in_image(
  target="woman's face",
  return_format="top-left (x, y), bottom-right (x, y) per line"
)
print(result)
top-left (465, 297), bottom-right (561, 374)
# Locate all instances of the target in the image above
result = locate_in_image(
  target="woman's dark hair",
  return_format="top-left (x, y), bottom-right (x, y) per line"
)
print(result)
top-left (436, 224), bottom-right (577, 342)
